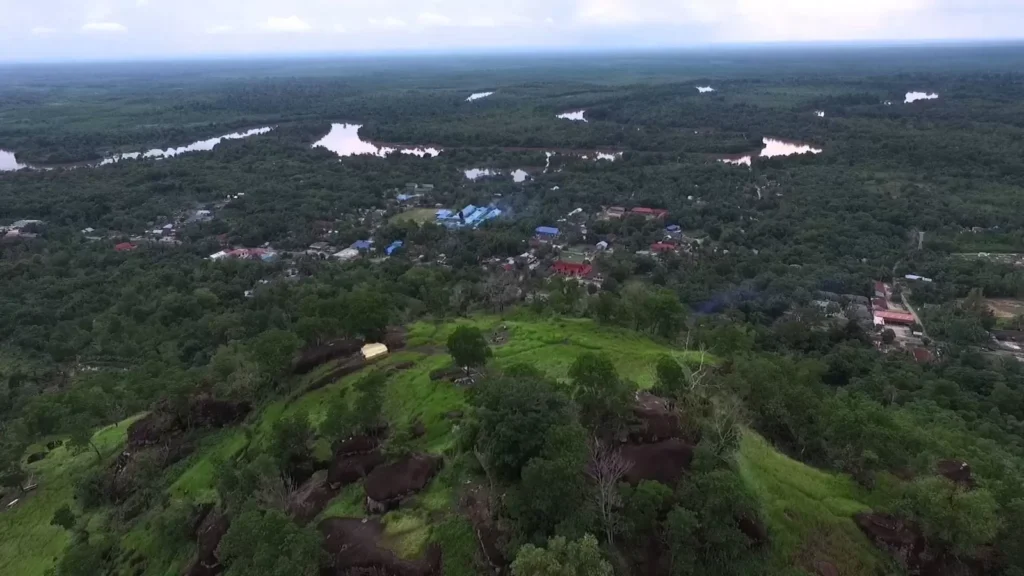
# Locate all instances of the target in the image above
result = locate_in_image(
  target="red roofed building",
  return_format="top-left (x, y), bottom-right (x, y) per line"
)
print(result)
top-left (631, 207), bottom-right (668, 220)
top-left (871, 298), bottom-right (889, 311)
top-left (114, 242), bottom-right (137, 252)
top-left (650, 242), bottom-right (676, 253)
top-left (552, 261), bottom-right (593, 277)
top-left (875, 310), bottom-right (916, 325)
top-left (874, 281), bottom-right (886, 298)
top-left (911, 348), bottom-right (934, 363)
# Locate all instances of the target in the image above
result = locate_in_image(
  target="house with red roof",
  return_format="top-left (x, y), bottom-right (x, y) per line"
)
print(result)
top-left (650, 242), bottom-right (676, 254)
top-left (552, 261), bottom-right (593, 277)
top-left (631, 207), bottom-right (668, 220)
top-left (875, 310), bottom-right (916, 325)
top-left (114, 242), bottom-right (137, 252)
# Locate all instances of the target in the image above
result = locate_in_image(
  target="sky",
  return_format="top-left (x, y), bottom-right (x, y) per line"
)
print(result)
top-left (2, 0), bottom-right (1023, 62)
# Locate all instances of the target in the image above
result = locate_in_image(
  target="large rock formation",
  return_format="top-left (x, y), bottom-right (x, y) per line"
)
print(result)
top-left (619, 438), bottom-right (694, 486)
top-left (318, 517), bottom-right (441, 576)
top-left (364, 453), bottom-right (443, 512)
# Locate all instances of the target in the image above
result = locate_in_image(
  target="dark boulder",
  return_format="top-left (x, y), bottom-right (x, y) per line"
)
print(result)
top-left (937, 459), bottom-right (975, 489)
top-left (46, 439), bottom-right (63, 450)
top-left (318, 517), bottom-right (440, 576)
top-left (364, 453), bottom-right (443, 512)
top-left (411, 420), bottom-right (426, 439)
top-left (288, 471), bottom-right (339, 526)
top-left (328, 451), bottom-right (385, 488)
top-left (26, 451), bottom-right (47, 464)
top-left (332, 434), bottom-right (383, 457)
top-left (619, 439), bottom-right (694, 486)
top-left (629, 392), bottom-right (682, 443)
top-left (127, 410), bottom-right (179, 447)
top-left (187, 510), bottom-right (229, 576)
top-left (737, 513), bottom-right (768, 547)
top-left (294, 338), bottom-right (364, 374)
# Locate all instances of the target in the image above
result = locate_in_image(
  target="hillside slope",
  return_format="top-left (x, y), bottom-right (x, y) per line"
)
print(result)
top-left (1, 315), bottom-right (889, 576)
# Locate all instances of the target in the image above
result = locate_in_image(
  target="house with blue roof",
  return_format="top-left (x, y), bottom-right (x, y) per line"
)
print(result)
top-left (535, 226), bottom-right (560, 238)
top-left (351, 240), bottom-right (373, 251)
top-left (385, 241), bottom-right (404, 256)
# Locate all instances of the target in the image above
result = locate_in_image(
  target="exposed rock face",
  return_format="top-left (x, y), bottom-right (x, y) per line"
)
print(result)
top-left (288, 470), bottom-right (339, 526)
top-left (619, 438), bottom-right (694, 486)
top-left (937, 459), bottom-right (975, 489)
top-left (128, 396), bottom-right (250, 448)
top-left (318, 517), bottom-right (441, 576)
top-left (737, 513), bottom-right (768, 547)
top-left (630, 392), bottom-right (682, 443)
top-left (460, 483), bottom-right (509, 572)
top-left (293, 338), bottom-right (364, 374)
top-left (854, 512), bottom-right (987, 576)
top-left (187, 510), bottom-right (230, 576)
top-left (328, 451), bottom-right (385, 488)
top-left (364, 453), bottom-right (443, 512)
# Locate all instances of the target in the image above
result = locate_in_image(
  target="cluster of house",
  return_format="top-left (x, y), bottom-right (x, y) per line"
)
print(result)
top-left (436, 204), bottom-right (503, 229)
top-left (871, 282), bottom-right (917, 327)
top-left (396, 183), bottom-right (435, 202)
top-left (603, 206), bottom-right (669, 220)
top-left (304, 238), bottom-right (405, 263)
top-left (1, 219), bottom-right (43, 240)
top-left (209, 247), bottom-right (280, 263)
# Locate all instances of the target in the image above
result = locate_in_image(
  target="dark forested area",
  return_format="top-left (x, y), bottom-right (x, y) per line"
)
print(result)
top-left (3, 46), bottom-right (1024, 576)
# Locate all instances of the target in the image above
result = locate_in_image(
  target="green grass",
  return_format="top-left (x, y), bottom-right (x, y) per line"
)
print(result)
top-left (15, 316), bottom-right (848, 576)
top-left (390, 208), bottom-right (440, 224)
top-left (0, 414), bottom-right (143, 576)
top-left (737, 432), bottom-right (892, 575)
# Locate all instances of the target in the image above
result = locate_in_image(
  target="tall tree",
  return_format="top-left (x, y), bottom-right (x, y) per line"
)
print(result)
top-left (569, 353), bottom-right (633, 434)
top-left (219, 506), bottom-right (322, 576)
top-left (447, 325), bottom-right (491, 368)
top-left (511, 534), bottom-right (612, 576)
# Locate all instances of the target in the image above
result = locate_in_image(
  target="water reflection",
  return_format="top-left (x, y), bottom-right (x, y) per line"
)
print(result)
top-left (905, 92), bottom-right (939, 104)
top-left (464, 168), bottom-right (498, 180)
top-left (556, 110), bottom-right (587, 122)
top-left (101, 127), bottom-right (273, 165)
top-left (697, 86), bottom-right (715, 93)
top-left (313, 123), bottom-right (442, 158)
top-left (2, 127), bottom-right (273, 172)
top-left (719, 137), bottom-right (822, 167)
top-left (0, 150), bottom-right (25, 172)
top-left (466, 92), bottom-right (494, 102)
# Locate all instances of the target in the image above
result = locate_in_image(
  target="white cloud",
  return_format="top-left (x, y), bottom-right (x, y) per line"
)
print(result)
top-left (205, 24), bottom-right (235, 34)
top-left (31, 26), bottom-right (57, 35)
top-left (417, 12), bottom-right (453, 27)
top-left (81, 22), bottom-right (127, 33)
top-left (262, 16), bottom-right (311, 33)
top-left (368, 16), bottom-right (408, 29)
top-left (136, 0), bottom-right (150, 5)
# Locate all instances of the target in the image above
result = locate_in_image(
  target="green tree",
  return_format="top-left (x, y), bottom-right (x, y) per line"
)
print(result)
top-left (67, 417), bottom-right (102, 461)
top-left (250, 329), bottom-right (301, 384)
top-left (270, 414), bottom-right (314, 471)
top-left (446, 326), bottom-right (492, 368)
top-left (54, 540), bottom-right (114, 576)
top-left (892, 476), bottom-right (1000, 556)
top-left (319, 392), bottom-right (357, 442)
top-left (50, 504), bottom-right (77, 530)
top-left (654, 355), bottom-right (687, 400)
top-left (508, 423), bottom-right (590, 539)
top-left (618, 480), bottom-right (673, 544)
top-left (569, 353), bottom-right (633, 434)
top-left (473, 371), bottom-right (574, 481)
top-left (342, 290), bottom-right (392, 342)
top-left (352, 371), bottom-right (386, 432)
top-left (219, 506), bottom-right (323, 576)
top-left (511, 534), bottom-right (612, 576)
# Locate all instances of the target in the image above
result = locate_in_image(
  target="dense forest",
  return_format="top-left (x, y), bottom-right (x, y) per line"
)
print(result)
top-left (2, 46), bottom-right (1024, 576)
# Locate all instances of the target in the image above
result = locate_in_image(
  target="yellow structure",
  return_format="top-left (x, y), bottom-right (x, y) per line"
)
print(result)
top-left (361, 343), bottom-right (389, 360)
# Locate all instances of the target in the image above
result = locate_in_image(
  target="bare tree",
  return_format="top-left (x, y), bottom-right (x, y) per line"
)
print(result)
top-left (256, 472), bottom-right (296, 513)
top-left (587, 438), bottom-right (633, 547)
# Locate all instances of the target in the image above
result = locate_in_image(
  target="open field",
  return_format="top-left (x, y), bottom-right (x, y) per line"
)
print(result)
top-left (985, 298), bottom-right (1024, 320)
top-left (390, 208), bottom-right (440, 225)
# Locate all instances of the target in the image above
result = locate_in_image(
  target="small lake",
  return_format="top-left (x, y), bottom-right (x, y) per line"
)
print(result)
top-left (466, 92), bottom-right (494, 102)
top-left (464, 168), bottom-right (531, 182)
top-left (696, 86), bottom-right (715, 93)
top-left (0, 150), bottom-right (25, 172)
top-left (1, 127), bottom-right (274, 172)
top-left (905, 92), bottom-right (939, 104)
top-left (101, 127), bottom-right (273, 165)
top-left (313, 123), bottom-right (442, 158)
top-left (556, 110), bottom-right (587, 122)
top-left (719, 137), bottom-right (823, 167)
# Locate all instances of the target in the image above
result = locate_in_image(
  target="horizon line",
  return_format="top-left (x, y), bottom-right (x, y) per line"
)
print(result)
top-left (2, 38), bottom-right (1024, 66)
